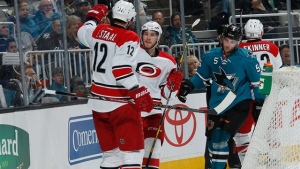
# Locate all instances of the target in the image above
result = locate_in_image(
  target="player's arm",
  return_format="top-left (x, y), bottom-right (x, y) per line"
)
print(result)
top-left (113, 34), bottom-right (154, 112)
top-left (161, 56), bottom-right (183, 99)
top-left (77, 4), bottom-right (108, 48)
top-left (244, 51), bottom-right (261, 87)
top-left (112, 32), bottom-right (140, 90)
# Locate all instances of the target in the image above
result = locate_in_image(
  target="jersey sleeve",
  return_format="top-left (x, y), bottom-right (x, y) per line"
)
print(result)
top-left (112, 32), bottom-right (140, 90)
top-left (77, 20), bottom-right (97, 49)
top-left (244, 51), bottom-right (261, 86)
top-left (161, 53), bottom-right (178, 99)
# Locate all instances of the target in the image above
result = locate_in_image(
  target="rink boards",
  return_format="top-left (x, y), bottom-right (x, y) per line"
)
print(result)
top-left (0, 92), bottom-right (210, 169)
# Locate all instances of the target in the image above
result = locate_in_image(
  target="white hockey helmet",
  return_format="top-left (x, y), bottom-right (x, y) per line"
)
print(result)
top-left (112, 0), bottom-right (136, 22)
top-left (141, 21), bottom-right (162, 48)
top-left (244, 19), bottom-right (264, 39)
top-left (141, 21), bottom-right (162, 39)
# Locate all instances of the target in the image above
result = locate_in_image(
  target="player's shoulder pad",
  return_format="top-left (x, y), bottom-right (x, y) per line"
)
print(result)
top-left (117, 30), bottom-right (139, 46)
top-left (158, 50), bottom-right (177, 64)
top-left (238, 48), bottom-right (256, 59)
top-left (202, 47), bottom-right (222, 60)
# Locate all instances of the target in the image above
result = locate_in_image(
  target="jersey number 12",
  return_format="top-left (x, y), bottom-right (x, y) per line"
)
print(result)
top-left (93, 42), bottom-right (135, 73)
top-left (93, 42), bottom-right (107, 73)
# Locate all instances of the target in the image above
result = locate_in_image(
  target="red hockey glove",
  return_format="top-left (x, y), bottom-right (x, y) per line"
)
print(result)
top-left (130, 86), bottom-right (153, 113)
top-left (166, 69), bottom-right (183, 91)
top-left (86, 4), bottom-right (108, 24)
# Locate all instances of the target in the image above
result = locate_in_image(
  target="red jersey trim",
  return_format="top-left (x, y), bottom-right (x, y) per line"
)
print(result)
top-left (112, 65), bottom-right (134, 80)
top-left (91, 82), bottom-right (131, 98)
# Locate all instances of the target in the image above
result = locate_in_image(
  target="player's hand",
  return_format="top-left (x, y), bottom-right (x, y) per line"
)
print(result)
top-left (130, 86), bottom-right (153, 113)
top-left (177, 79), bottom-right (195, 103)
top-left (166, 69), bottom-right (183, 91)
top-left (86, 4), bottom-right (108, 24)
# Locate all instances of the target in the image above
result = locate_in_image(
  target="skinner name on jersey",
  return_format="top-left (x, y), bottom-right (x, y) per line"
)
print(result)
top-left (97, 30), bottom-right (117, 41)
top-left (242, 44), bottom-right (270, 52)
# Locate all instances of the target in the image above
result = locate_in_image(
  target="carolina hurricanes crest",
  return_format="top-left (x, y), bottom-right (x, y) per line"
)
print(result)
top-left (213, 67), bottom-right (238, 92)
top-left (136, 62), bottom-right (162, 78)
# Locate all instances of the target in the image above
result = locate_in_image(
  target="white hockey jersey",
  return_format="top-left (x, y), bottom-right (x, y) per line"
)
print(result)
top-left (77, 21), bottom-right (140, 112)
top-left (239, 40), bottom-right (282, 70)
top-left (135, 47), bottom-right (177, 117)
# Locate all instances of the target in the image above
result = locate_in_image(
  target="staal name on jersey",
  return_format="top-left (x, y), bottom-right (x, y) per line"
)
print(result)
top-left (97, 30), bottom-right (117, 41)
top-left (243, 44), bottom-right (270, 52)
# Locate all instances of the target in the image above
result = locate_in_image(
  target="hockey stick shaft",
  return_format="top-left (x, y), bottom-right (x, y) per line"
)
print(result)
top-left (43, 89), bottom-right (217, 115)
top-left (145, 85), bottom-right (174, 168)
top-left (178, 18), bottom-right (201, 69)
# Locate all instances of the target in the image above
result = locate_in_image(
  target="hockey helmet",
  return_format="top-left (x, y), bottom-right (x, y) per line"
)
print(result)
top-left (222, 24), bottom-right (243, 41)
top-left (141, 21), bottom-right (162, 39)
top-left (112, 0), bottom-right (136, 22)
top-left (140, 21), bottom-right (162, 48)
top-left (217, 24), bottom-right (229, 41)
top-left (244, 19), bottom-right (264, 39)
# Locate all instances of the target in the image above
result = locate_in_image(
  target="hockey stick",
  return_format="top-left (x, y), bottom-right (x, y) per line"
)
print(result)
top-left (144, 84), bottom-right (174, 168)
top-left (178, 18), bottom-right (201, 69)
top-left (43, 89), bottom-right (217, 115)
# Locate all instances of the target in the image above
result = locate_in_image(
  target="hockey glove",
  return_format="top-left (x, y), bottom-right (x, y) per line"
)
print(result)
top-left (177, 79), bottom-right (195, 103)
top-left (86, 4), bottom-right (108, 24)
top-left (166, 69), bottom-right (183, 91)
top-left (130, 86), bottom-right (153, 113)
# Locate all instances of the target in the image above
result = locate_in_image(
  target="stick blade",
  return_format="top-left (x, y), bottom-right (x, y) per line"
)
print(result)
top-left (213, 91), bottom-right (236, 114)
top-left (192, 18), bottom-right (201, 28)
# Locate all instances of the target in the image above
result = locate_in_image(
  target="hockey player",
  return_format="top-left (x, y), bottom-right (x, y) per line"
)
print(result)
top-left (236, 19), bottom-right (283, 163)
top-left (204, 24), bottom-right (242, 169)
top-left (136, 21), bottom-right (183, 169)
top-left (239, 19), bottom-right (282, 71)
top-left (178, 24), bottom-right (261, 169)
top-left (77, 2), bottom-right (153, 169)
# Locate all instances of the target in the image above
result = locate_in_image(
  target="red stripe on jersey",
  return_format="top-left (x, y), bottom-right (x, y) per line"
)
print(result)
top-left (92, 24), bottom-right (139, 47)
top-left (91, 83), bottom-right (131, 98)
top-left (112, 66), bottom-right (133, 79)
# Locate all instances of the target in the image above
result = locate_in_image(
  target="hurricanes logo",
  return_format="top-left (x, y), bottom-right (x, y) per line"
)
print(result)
top-left (136, 62), bottom-right (162, 78)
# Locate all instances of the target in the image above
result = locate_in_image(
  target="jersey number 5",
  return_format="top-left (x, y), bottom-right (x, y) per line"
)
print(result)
top-left (93, 42), bottom-right (107, 73)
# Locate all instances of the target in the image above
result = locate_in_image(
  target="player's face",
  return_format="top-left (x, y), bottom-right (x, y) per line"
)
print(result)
top-left (222, 37), bottom-right (237, 54)
top-left (142, 30), bottom-right (158, 49)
